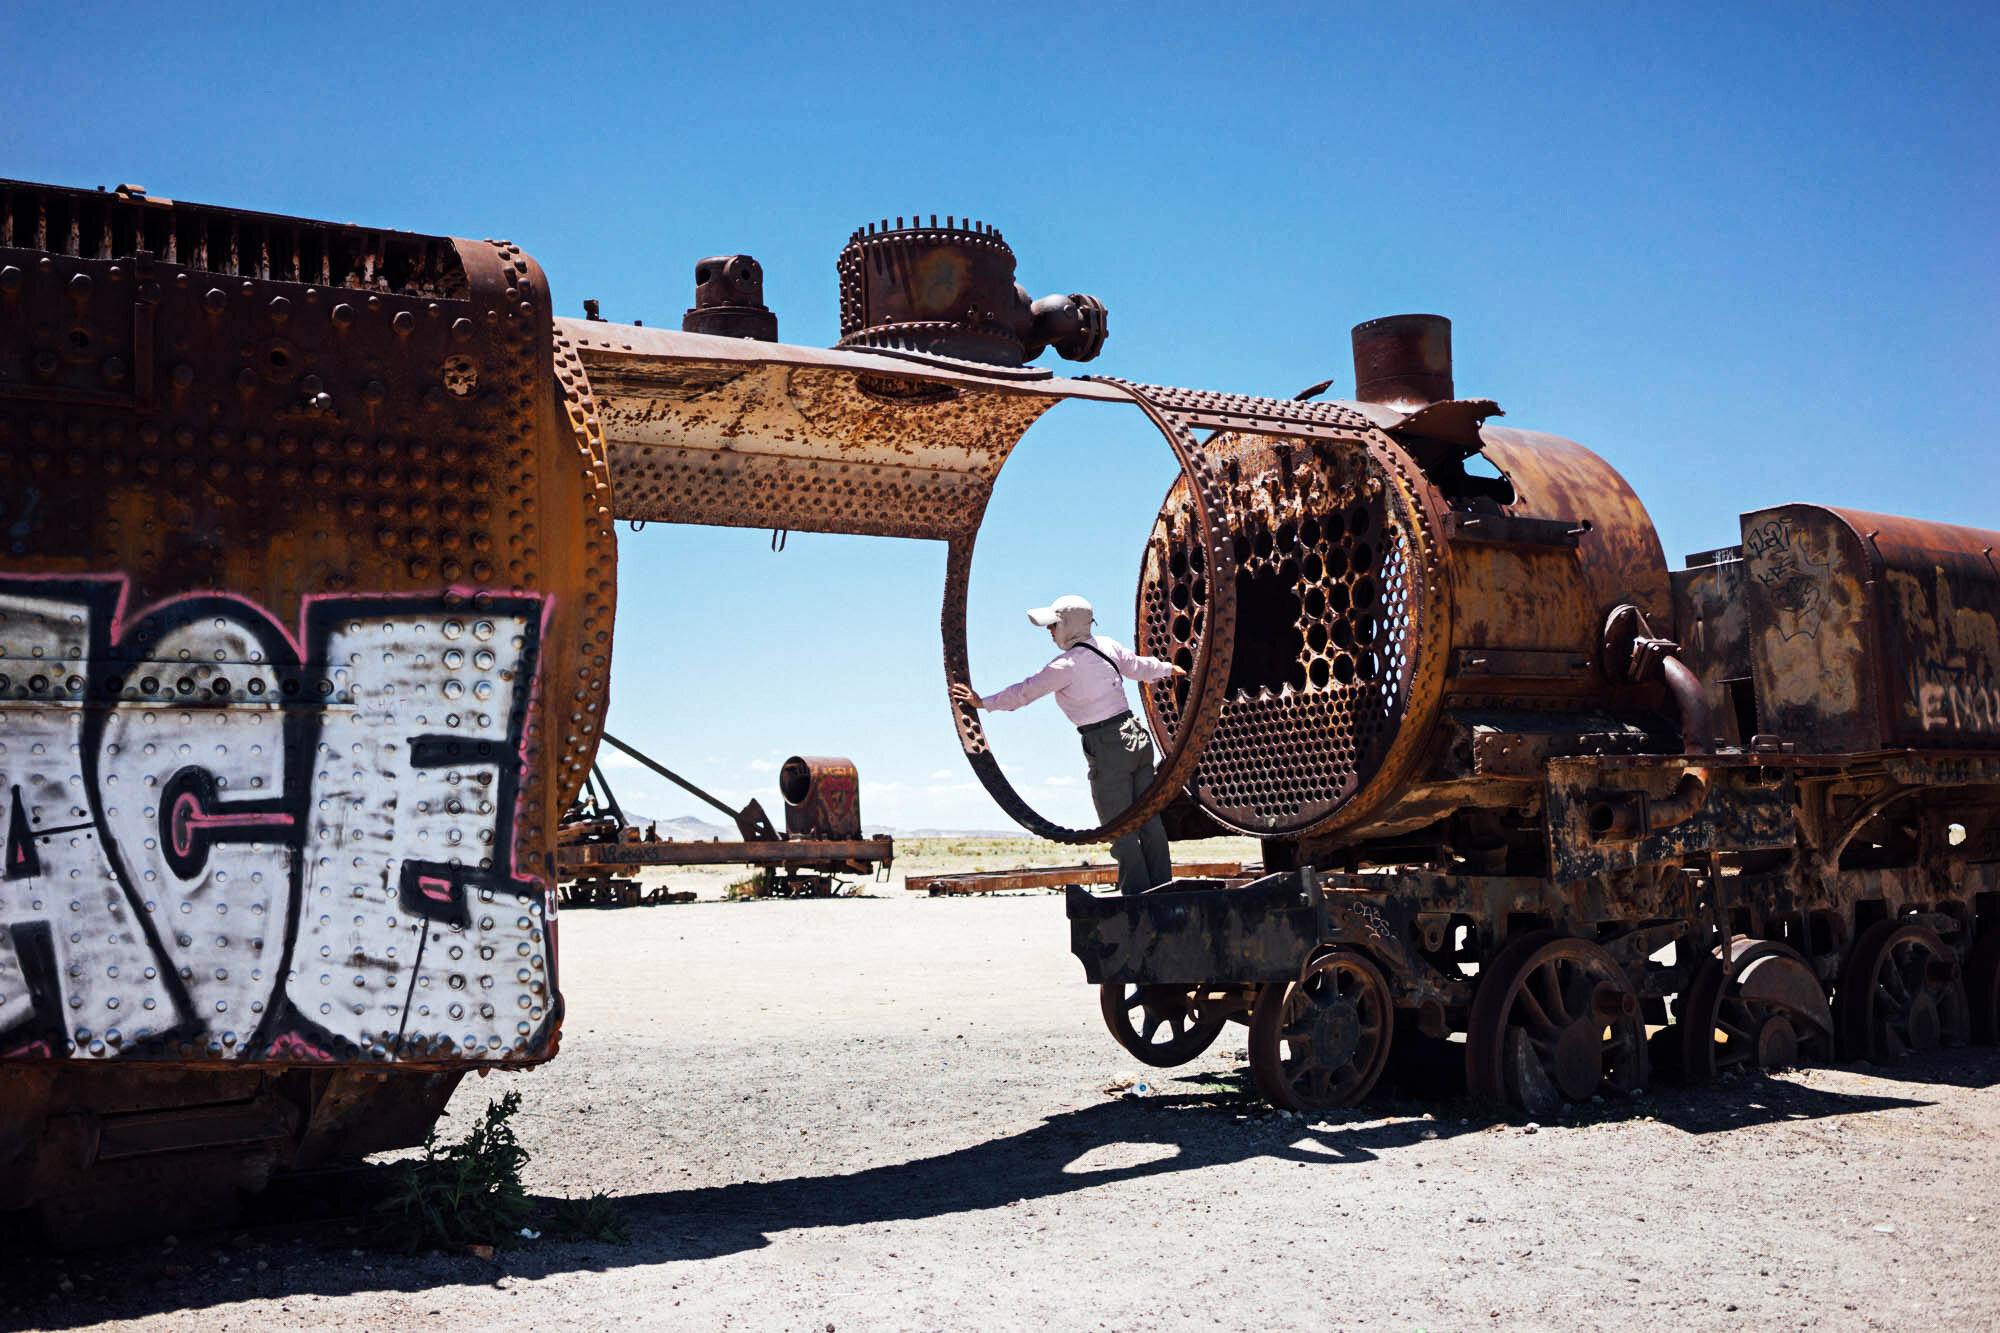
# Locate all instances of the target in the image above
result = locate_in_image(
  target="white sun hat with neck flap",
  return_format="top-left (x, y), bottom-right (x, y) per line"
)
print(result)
top-left (1027, 594), bottom-right (1095, 649)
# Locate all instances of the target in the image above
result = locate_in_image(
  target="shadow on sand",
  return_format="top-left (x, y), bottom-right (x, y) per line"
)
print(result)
top-left (7, 1050), bottom-right (1988, 1323)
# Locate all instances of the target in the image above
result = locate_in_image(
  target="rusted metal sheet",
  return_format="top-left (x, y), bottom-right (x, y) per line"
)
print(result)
top-left (1741, 505), bottom-right (1883, 750)
top-left (1742, 505), bottom-right (2000, 752)
top-left (570, 319), bottom-right (1129, 541)
top-left (1671, 546), bottom-right (1753, 748)
top-left (1849, 508), bottom-right (2000, 747)
top-left (1066, 870), bottom-right (1322, 986)
top-left (1544, 756), bottom-right (1797, 882)
top-left (907, 860), bottom-right (1248, 896)
top-left (0, 178), bottom-right (615, 1080)
top-left (1471, 428), bottom-right (1672, 653)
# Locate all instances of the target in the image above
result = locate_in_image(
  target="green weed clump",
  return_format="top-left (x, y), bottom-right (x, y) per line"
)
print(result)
top-left (380, 1091), bottom-right (535, 1252)
top-left (547, 1190), bottom-right (631, 1244)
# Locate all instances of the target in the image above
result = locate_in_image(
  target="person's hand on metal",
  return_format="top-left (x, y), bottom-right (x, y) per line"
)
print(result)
top-left (1171, 664), bottom-right (1188, 679)
top-left (950, 682), bottom-right (985, 710)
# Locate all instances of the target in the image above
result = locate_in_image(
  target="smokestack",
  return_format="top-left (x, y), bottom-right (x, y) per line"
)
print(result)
top-left (683, 255), bottom-right (778, 341)
top-left (1351, 314), bottom-right (1453, 410)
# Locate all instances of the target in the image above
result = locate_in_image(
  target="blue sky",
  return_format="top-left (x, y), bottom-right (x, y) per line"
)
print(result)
top-left (5, 3), bottom-right (1994, 831)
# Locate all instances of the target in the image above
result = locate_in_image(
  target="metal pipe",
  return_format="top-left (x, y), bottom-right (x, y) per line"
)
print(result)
top-left (589, 763), bottom-right (628, 829)
top-left (1646, 769), bottom-right (1710, 829)
top-left (597, 732), bottom-right (777, 842)
top-left (1661, 654), bottom-right (1714, 756)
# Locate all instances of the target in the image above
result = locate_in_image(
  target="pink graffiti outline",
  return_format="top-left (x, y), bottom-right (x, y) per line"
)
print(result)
top-left (167, 789), bottom-right (296, 857)
top-left (0, 572), bottom-right (560, 929)
top-left (0, 573), bottom-right (552, 680)
top-left (267, 1031), bottom-right (333, 1062)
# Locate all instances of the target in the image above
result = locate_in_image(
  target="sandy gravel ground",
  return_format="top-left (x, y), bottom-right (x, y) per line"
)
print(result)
top-left (5, 852), bottom-right (1999, 1331)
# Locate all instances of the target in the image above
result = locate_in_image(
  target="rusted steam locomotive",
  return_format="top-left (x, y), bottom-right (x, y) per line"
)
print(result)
top-left (1065, 319), bottom-right (2000, 1115)
top-left (1, 175), bottom-right (1992, 1235)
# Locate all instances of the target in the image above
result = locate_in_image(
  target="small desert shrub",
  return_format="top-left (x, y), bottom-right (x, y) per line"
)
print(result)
top-left (547, 1190), bottom-right (631, 1244)
top-left (380, 1091), bottom-right (534, 1252)
top-left (724, 869), bottom-right (773, 900)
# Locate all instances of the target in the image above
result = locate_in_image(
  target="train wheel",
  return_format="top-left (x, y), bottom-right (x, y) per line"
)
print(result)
top-left (1247, 949), bottom-right (1394, 1112)
top-left (1098, 983), bottom-right (1232, 1068)
top-left (1677, 938), bottom-right (1833, 1084)
top-left (1467, 933), bottom-right (1647, 1116)
top-left (1837, 920), bottom-right (1969, 1062)
top-left (1970, 929), bottom-right (2000, 1045)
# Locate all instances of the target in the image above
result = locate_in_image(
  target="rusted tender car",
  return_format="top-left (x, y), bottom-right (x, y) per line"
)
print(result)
top-left (1068, 317), bottom-right (2000, 1114)
top-left (0, 179), bottom-right (616, 1230)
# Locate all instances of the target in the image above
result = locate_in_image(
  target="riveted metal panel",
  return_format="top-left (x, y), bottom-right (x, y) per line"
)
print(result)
top-left (0, 180), bottom-right (614, 1071)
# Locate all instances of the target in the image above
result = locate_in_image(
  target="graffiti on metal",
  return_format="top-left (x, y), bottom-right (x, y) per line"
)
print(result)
top-left (0, 576), bottom-right (553, 1064)
top-left (1742, 516), bottom-right (1829, 642)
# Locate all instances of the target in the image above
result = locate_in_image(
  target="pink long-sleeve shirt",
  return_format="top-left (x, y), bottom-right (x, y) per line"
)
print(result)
top-left (981, 636), bottom-right (1177, 727)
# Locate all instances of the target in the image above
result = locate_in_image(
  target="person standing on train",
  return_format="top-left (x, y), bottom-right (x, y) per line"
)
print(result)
top-left (950, 594), bottom-right (1185, 894)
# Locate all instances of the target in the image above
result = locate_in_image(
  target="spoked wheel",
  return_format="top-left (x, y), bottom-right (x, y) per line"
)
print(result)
top-left (1247, 948), bottom-right (1395, 1112)
top-left (1970, 929), bottom-right (2000, 1045)
top-left (1677, 938), bottom-right (1833, 1084)
top-left (1098, 983), bottom-right (1237, 1067)
top-left (1467, 932), bottom-right (1648, 1116)
top-left (1836, 920), bottom-right (1970, 1062)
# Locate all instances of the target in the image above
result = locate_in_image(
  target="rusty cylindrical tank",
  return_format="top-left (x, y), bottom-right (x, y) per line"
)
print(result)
top-left (0, 180), bottom-right (613, 1088)
top-left (835, 217), bottom-right (1107, 367)
top-left (1134, 316), bottom-right (1671, 838)
top-left (780, 755), bottom-right (864, 840)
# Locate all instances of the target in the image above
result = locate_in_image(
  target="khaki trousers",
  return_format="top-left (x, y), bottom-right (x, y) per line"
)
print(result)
top-left (1081, 713), bottom-right (1172, 894)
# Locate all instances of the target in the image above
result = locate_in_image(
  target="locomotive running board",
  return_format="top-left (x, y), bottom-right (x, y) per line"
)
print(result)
top-left (1065, 869), bottom-right (1323, 986)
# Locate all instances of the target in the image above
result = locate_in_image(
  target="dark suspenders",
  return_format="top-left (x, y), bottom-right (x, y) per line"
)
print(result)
top-left (1071, 638), bottom-right (1122, 677)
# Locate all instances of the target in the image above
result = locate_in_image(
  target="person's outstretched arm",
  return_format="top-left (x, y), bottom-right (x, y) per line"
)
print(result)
top-left (951, 657), bottom-right (1070, 712)
top-left (1103, 638), bottom-right (1183, 684)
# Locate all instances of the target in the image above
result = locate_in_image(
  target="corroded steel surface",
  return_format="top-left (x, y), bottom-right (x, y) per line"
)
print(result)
top-left (1460, 428), bottom-right (1671, 690)
top-left (1136, 422), bottom-right (1446, 836)
top-left (1132, 407), bottom-right (1667, 837)
top-left (554, 838), bottom-right (892, 869)
top-left (0, 179), bottom-right (614, 1070)
top-left (1542, 756), bottom-right (1797, 881)
top-left (780, 755), bottom-right (862, 839)
top-left (1742, 504), bottom-right (2000, 751)
top-left (1066, 871), bottom-right (1322, 986)
top-left (836, 217), bottom-right (1106, 367)
top-left (906, 860), bottom-right (1247, 895)
top-left (568, 319), bottom-right (1125, 540)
